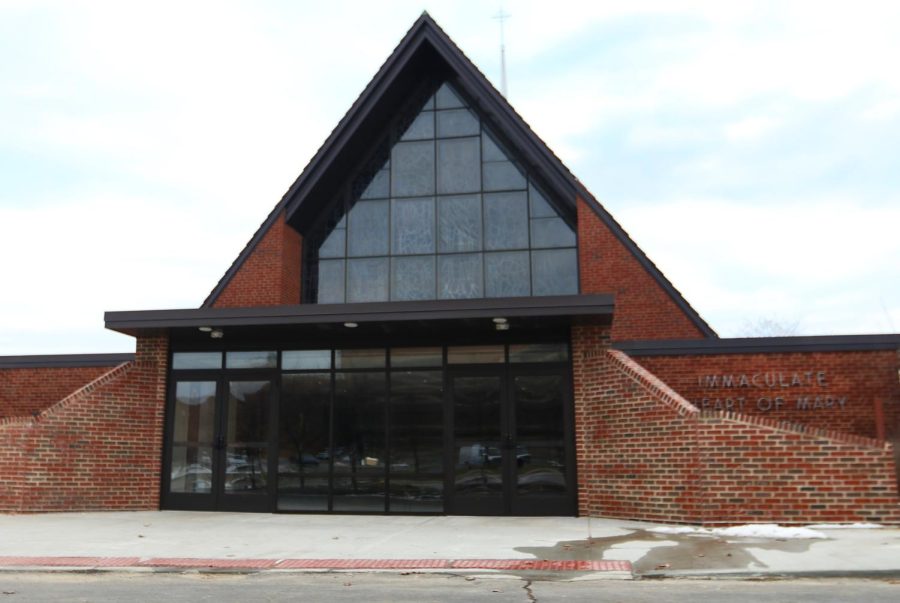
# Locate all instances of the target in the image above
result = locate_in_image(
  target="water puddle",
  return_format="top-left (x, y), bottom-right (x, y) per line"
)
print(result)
top-left (515, 529), bottom-right (816, 574)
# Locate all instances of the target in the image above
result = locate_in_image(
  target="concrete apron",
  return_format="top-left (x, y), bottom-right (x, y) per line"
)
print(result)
top-left (1, 512), bottom-right (898, 579)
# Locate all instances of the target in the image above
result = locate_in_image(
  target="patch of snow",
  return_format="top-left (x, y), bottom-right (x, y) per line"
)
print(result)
top-left (804, 523), bottom-right (883, 530)
top-left (712, 524), bottom-right (827, 539)
top-left (646, 527), bottom-right (698, 535)
top-left (647, 523), bottom-right (828, 539)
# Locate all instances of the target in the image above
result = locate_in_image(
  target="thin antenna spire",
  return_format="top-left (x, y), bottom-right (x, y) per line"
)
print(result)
top-left (493, 7), bottom-right (511, 97)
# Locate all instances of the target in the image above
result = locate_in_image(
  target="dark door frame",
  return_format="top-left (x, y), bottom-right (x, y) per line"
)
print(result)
top-left (161, 371), bottom-right (277, 512)
top-left (445, 361), bottom-right (575, 516)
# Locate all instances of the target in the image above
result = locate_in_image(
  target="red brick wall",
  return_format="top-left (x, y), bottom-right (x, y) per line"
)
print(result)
top-left (0, 336), bottom-right (168, 513)
top-left (212, 211), bottom-right (303, 308)
top-left (0, 366), bottom-right (115, 418)
top-left (572, 324), bottom-right (702, 522)
top-left (634, 351), bottom-right (900, 441)
top-left (572, 325), bottom-right (900, 524)
top-left (699, 413), bottom-right (899, 524)
top-left (576, 198), bottom-right (707, 341)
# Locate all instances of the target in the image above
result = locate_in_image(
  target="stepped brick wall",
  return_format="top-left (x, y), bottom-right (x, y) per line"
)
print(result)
top-left (1, 366), bottom-right (116, 419)
top-left (571, 323), bottom-right (900, 524)
top-left (211, 211), bottom-right (303, 308)
top-left (0, 337), bottom-right (168, 513)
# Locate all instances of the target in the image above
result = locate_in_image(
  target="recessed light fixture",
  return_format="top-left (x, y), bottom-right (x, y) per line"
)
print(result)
top-left (198, 326), bottom-right (213, 333)
top-left (210, 329), bottom-right (224, 339)
top-left (344, 322), bottom-right (358, 328)
top-left (492, 317), bottom-right (507, 324)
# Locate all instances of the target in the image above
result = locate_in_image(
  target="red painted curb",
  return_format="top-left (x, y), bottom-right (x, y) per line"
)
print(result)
top-left (0, 556), bottom-right (632, 573)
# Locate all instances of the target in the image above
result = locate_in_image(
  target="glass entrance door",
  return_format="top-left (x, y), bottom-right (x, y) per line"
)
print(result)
top-left (448, 367), bottom-right (573, 516)
top-left (165, 377), bottom-right (275, 512)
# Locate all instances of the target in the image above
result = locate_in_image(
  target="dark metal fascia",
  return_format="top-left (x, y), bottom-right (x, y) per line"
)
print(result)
top-left (614, 334), bottom-right (900, 356)
top-left (0, 353), bottom-right (135, 369)
top-left (106, 295), bottom-right (614, 332)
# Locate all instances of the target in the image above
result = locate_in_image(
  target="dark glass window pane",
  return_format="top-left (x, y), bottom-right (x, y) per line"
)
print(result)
top-left (170, 445), bottom-right (213, 493)
top-left (436, 108), bottom-right (479, 137)
top-left (347, 201), bottom-right (389, 257)
top-left (532, 249), bottom-right (578, 296)
top-left (400, 110), bottom-right (434, 141)
top-left (390, 371), bottom-right (444, 513)
top-left (279, 373), bottom-right (331, 511)
top-left (483, 160), bottom-right (526, 191)
top-left (514, 375), bottom-right (566, 496)
top-left (437, 137), bottom-right (481, 194)
top-left (453, 376), bottom-right (502, 495)
top-left (531, 217), bottom-right (576, 248)
top-left (529, 183), bottom-right (556, 217)
top-left (347, 257), bottom-right (389, 302)
top-left (172, 352), bottom-right (221, 370)
top-left (172, 381), bottom-right (217, 444)
top-left (225, 351), bottom-right (276, 369)
top-left (484, 191), bottom-right (528, 250)
top-left (447, 345), bottom-right (505, 364)
top-left (435, 83), bottom-right (465, 109)
top-left (438, 194), bottom-right (482, 252)
top-left (335, 348), bottom-right (386, 369)
top-left (282, 350), bottom-right (331, 371)
top-left (484, 251), bottom-right (530, 298)
top-left (225, 381), bottom-right (270, 493)
top-left (392, 197), bottom-right (435, 255)
top-left (360, 168), bottom-right (389, 199)
top-left (392, 141), bottom-right (435, 197)
top-left (333, 372), bottom-right (387, 512)
top-left (509, 343), bottom-right (569, 363)
top-left (318, 227), bottom-right (345, 258)
top-left (390, 347), bottom-right (442, 368)
top-left (481, 131), bottom-right (506, 162)
top-left (391, 255), bottom-right (435, 301)
top-left (317, 259), bottom-right (345, 303)
top-left (438, 253), bottom-right (483, 299)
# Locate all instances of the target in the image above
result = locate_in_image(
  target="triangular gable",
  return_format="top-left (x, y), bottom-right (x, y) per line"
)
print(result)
top-left (201, 13), bottom-right (715, 339)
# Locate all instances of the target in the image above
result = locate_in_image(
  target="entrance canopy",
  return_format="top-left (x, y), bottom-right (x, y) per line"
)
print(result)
top-left (105, 294), bottom-right (614, 344)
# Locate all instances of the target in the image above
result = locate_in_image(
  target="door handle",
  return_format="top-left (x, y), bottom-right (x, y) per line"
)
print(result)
top-left (215, 435), bottom-right (225, 451)
top-left (504, 434), bottom-right (514, 450)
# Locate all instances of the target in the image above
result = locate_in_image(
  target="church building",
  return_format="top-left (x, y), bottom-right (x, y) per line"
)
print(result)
top-left (2, 14), bottom-right (898, 524)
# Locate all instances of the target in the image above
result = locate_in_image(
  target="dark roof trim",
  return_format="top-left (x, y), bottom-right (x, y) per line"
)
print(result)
top-left (201, 13), bottom-right (715, 339)
top-left (0, 353), bottom-right (135, 369)
top-left (614, 334), bottom-right (900, 356)
top-left (108, 294), bottom-right (614, 334)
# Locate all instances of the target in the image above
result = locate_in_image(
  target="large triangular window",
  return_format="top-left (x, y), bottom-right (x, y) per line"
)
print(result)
top-left (307, 82), bottom-right (577, 304)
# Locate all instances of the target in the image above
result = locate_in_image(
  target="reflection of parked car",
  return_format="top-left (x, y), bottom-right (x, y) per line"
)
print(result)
top-left (458, 443), bottom-right (530, 467)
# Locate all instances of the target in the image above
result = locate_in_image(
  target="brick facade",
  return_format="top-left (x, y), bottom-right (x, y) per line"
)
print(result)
top-left (572, 324), bottom-right (900, 524)
top-left (634, 351), bottom-right (900, 441)
top-left (1, 365), bottom-right (116, 419)
top-left (211, 210), bottom-right (302, 308)
top-left (576, 198), bottom-right (708, 341)
top-left (0, 337), bottom-right (168, 513)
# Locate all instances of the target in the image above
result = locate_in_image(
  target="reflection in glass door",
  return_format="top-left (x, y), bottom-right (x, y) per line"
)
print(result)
top-left (220, 380), bottom-right (272, 511)
top-left (450, 372), bottom-right (505, 515)
top-left (449, 368), bottom-right (573, 516)
top-left (169, 381), bottom-right (217, 497)
top-left (165, 378), bottom-right (274, 511)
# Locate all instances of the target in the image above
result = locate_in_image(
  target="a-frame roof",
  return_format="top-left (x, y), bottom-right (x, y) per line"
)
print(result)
top-left (202, 12), bottom-right (715, 338)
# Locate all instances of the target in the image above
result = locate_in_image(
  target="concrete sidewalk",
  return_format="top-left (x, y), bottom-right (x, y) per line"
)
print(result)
top-left (0, 512), bottom-right (898, 579)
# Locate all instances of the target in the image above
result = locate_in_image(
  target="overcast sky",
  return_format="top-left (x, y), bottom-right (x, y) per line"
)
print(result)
top-left (1, 0), bottom-right (898, 355)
